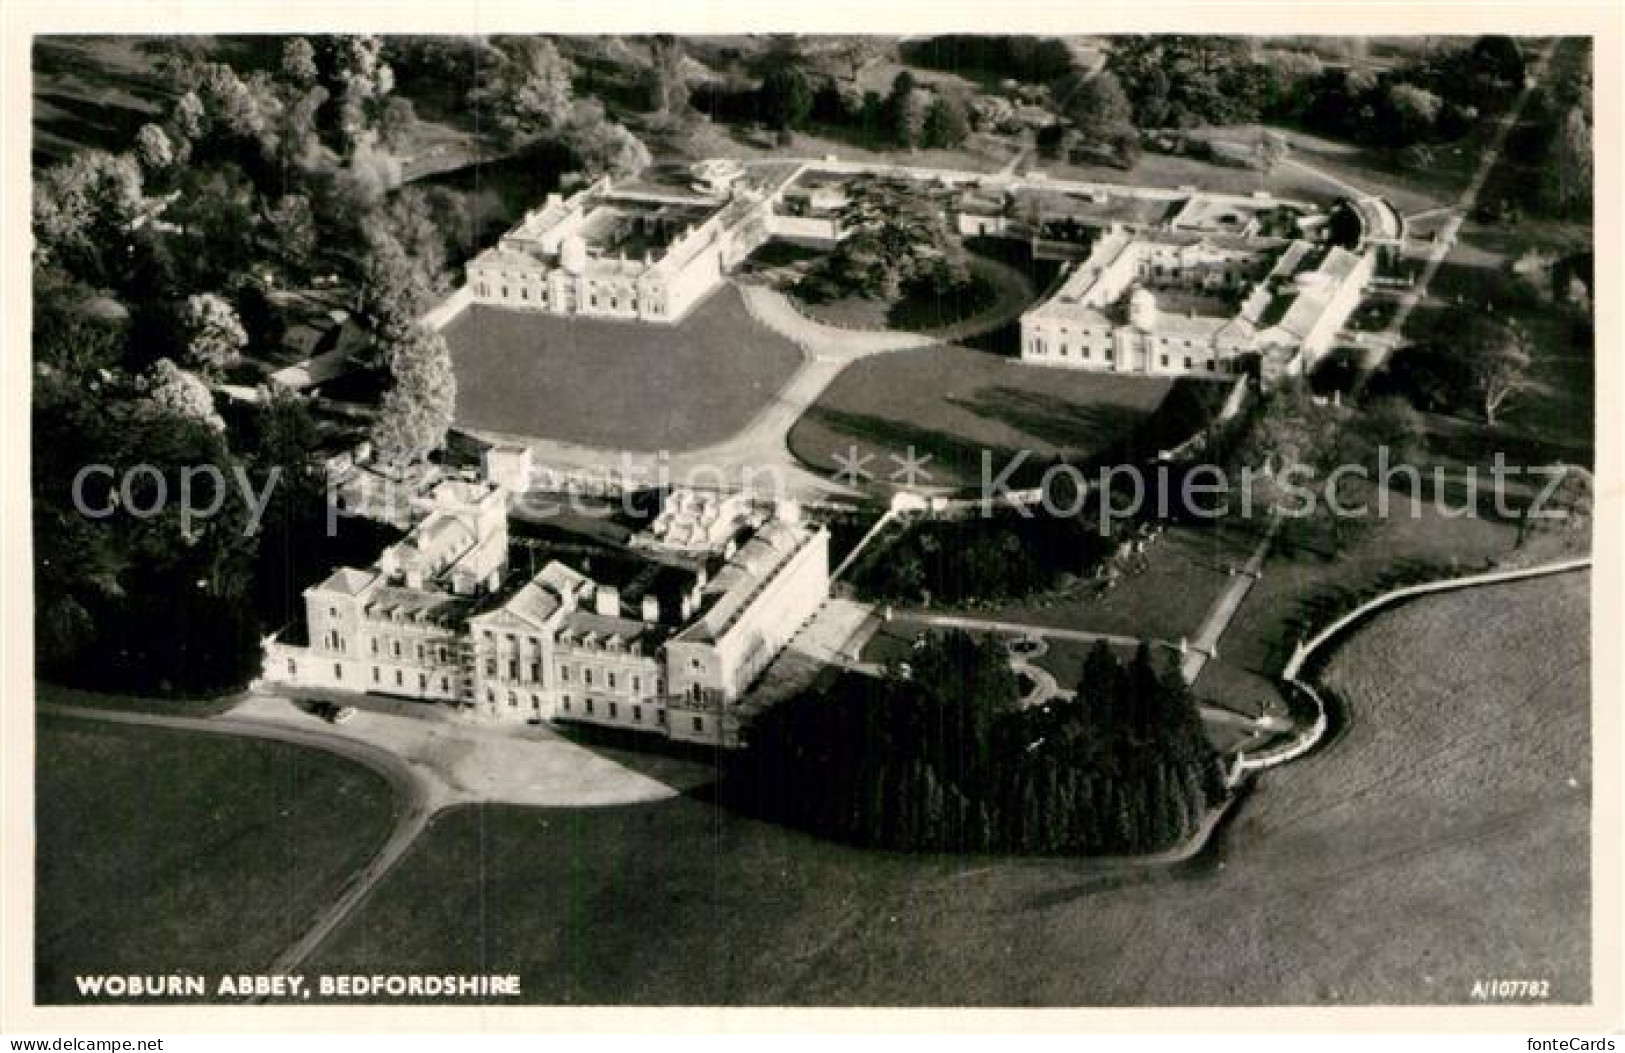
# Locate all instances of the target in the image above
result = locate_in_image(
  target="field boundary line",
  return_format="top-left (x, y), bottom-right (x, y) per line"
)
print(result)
top-left (1227, 553), bottom-right (1591, 784)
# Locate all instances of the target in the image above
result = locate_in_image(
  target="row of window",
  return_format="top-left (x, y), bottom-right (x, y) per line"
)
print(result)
top-left (370, 637), bottom-right (449, 664)
top-left (374, 666), bottom-right (452, 694)
top-left (1030, 340), bottom-right (1115, 362)
top-left (559, 696), bottom-right (706, 734)
top-left (474, 279), bottom-right (660, 316)
top-left (480, 654), bottom-right (661, 696)
top-left (306, 661), bottom-right (710, 735)
top-left (1029, 342), bottom-right (1231, 373)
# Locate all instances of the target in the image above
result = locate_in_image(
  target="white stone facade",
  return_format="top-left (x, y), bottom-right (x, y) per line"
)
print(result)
top-left (1020, 227), bottom-right (1374, 381)
top-left (264, 485), bottom-right (830, 745)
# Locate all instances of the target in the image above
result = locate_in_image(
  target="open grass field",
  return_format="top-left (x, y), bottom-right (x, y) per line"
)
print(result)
top-left (310, 570), bottom-right (1588, 1004)
top-left (973, 521), bottom-right (1263, 644)
top-left (35, 711), bottom-right (399, 1003)
top-left (443, 285), bottom-right (804, 452)
top-left (788, 346), bottom-right (1230, 489)
top-left (1396, 255), bottom-right (1595, 461)
top-left (1198, 491), bottom-right (1521, 696)
top-left (33, 36), bottom-right (172, 165)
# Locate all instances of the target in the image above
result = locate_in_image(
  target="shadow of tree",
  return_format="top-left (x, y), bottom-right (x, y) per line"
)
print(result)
top-left (947, 385), bottom-right (1152, 453)
top-left (796, 405), bottom-right (1023, 487)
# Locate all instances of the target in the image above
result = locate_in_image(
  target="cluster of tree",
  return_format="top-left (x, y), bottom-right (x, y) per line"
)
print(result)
top-left (699, 65), bottom-right (971, 152)
top-left (796, 177), bottom-right (972, 303)
top-left (726, 633), bottom-right (1225, 855)
top-left (1103, 35), bottom-right (1527, 153)
top-left (1502, 43), bottom-right (1592, 220)
top-left (33, 276), bottom-right (298, 695)
top-left (1044, 71), bottom-right (1140, 169)
top-left (855, 510), bottom-right (1113, 606)
top-left (465, 36), bottom-right (652, 178)
top-left (1222, 378), bottom-right (1424, 554)
top-left (1378, 312), bottom-right (1534, 427)
top-left (899, 36), bottom-right (1076, 83)
top-left (30, 36), bottom-right (478, 696)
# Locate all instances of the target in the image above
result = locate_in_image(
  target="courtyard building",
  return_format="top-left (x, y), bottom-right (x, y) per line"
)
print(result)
top-left (266, 484), bottom-right (829, 746)
top-left (1019, 226), bottom-right (1374, 382)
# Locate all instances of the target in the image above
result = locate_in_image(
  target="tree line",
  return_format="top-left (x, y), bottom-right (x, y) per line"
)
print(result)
top-left (726, 632), bottom-right (1226, 855)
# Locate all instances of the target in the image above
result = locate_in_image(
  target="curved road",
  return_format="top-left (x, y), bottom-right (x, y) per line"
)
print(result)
top-left (463, 256), bottom-right (1038, 502)
top-left (40, 703), bottom-right (433, 1001)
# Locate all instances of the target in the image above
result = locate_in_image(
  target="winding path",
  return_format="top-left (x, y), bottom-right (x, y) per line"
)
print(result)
top-left (40, 693), bottom-right (705, 998)
top-left (1230, 554), bottom-right (1593, 783)
top-left (465, 255), bottom-right (1037, 502)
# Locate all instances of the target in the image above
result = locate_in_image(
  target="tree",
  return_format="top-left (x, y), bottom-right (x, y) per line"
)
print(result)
top-left (800, 176), bottom-right (969, 302)
top-left (1458, 316), bottom-right (1532, 426)
top-left (477, 36), bottom-right (575, 147)
top-left (1551, 106), bottom-right (1593, 215)
top-left (563, 102), bottom-right (652, 180)
top-left (172, 90), bottom-right (206, 141)
top-left (141, 358), bottom-right (225, 431)
top-left (642, 35), bottom-right (690, 116)
top-left (196, 62), bottom-right (283, 156)
top-left (923, 93), bottom-right (970, 149)
top-left (356, 227), bottom-right (434, 356)
top-left (1518, 463), bottom-right (1592, 546)
top-left (1065, 72), bottom-right (1139, 166)
top-left (378, 95), bottom-right (419, 153)
top-left (1253, 128), bottom-right (1290, 171)
top-left (34, 272), bottom-right (129, 376)
top-left (265, 193), bottom-right (317, 272)
top-left (32, 150), bottom-right (145, 279)
top-left (1470, 35), bottom-right (1525, 87)
top-left (134, 123), bottom-right (175, 172)
top-left (892, 89), bottom-right (929, 149)
top-left (370, 326), bottom-right (457, 467)
top-left (181, 293), bottom-right (248, 376)
top-left (281, 36), bottom-right (319, 88)
top-left (1382, 83), bottom-right (1442, 146)
top-left (758, 66), bottom-right (814, 132)
top-left (277, 83), bottom-right (332, 172)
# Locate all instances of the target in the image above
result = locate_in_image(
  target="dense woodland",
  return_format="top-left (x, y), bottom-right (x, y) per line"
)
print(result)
top-left (727, 632), bottom-right (1225, 854)
top-left (30, 35), bottom-right (625, 695)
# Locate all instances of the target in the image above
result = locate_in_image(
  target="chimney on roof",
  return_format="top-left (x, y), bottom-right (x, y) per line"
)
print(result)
top-left (641, 594), bottom-right (660, 623)
top-left (594, 585), bottom-right (620, 618)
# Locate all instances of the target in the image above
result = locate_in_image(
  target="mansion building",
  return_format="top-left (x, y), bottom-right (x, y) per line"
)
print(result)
top-left (461, 155), bottom-right (1392, 381)
top-left (464, 165), bottom-right (774, 324)
top-left (265, 479), bottom-right (829, 747)
top-left (1019, 227), bottom-right (1374, 383)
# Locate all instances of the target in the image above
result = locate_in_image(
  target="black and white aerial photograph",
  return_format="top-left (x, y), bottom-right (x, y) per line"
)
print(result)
top-left (6, 2), bottom-right (1620, 1041)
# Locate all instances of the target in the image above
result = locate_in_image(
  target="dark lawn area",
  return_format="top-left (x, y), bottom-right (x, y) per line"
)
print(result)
top-left (1394, 259), bottom-right (1595, 459)
top-left (35, 710), bottom-right (399, 1003)
top-left (444, 285), bottom-right (804, 452)
top-left (978, 521), bottom-right (1263, 644)
top-left (33, 37), bottom-right (170, 165)
top-left (1192, 488), bottom-right (1525, 708)
top-left (791, 274), bottom-right (998, 334)
top-left (790, 345), bottom-right (1231, 490)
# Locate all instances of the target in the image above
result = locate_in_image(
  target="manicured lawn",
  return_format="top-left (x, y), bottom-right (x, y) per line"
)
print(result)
top-left (444, 285), bottom-right (804, 452)
top-left (789, 345), bottom-right (1229, 490)
top-left (791, 274), bottom-right (998, 334)
top-left (35, 711), bottom-right (398, 1003)
top-left (1194, 489), bottom-right (1524, 706)
top-left (312, 573), bottom-right (1589, 1004)
top-left (979, 520), bottom-right (1263, 644)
